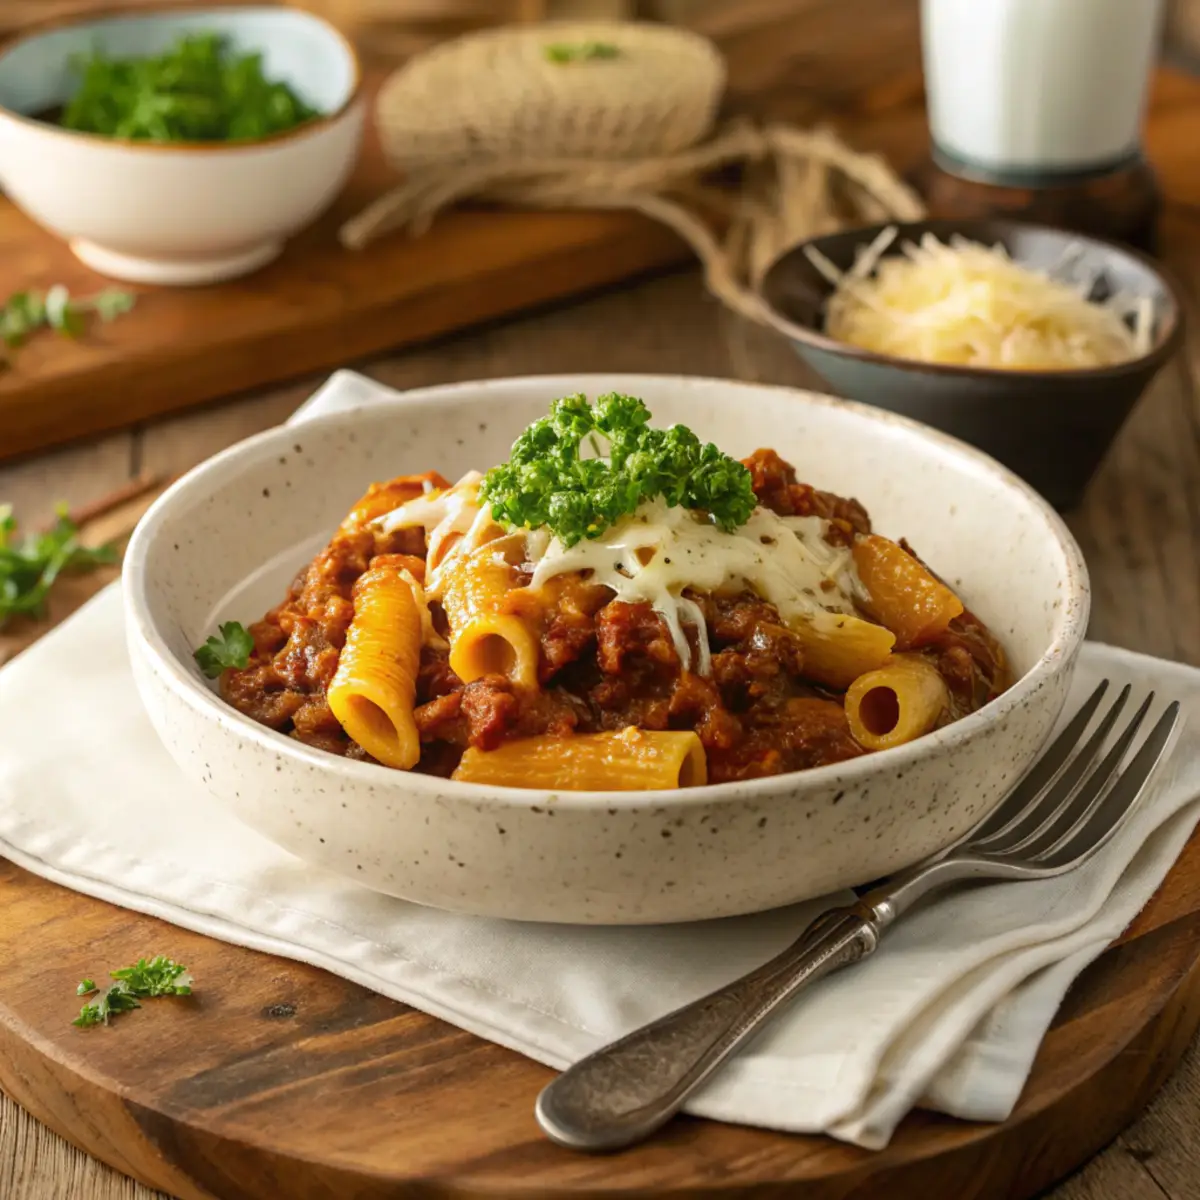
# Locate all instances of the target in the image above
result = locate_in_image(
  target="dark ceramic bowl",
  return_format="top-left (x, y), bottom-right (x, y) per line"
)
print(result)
top-left (757, 218), bottom-right (1183, 509)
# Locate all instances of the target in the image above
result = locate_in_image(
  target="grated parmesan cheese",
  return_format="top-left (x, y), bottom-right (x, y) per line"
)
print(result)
top-left (805, 227), bottom-right (1153, 371)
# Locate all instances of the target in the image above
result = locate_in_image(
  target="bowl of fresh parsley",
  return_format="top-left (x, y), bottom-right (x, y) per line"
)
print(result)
top-left (0, 7), bottom-right (364, 285)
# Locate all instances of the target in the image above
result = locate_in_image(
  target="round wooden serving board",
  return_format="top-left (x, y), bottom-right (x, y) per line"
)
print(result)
top-left (2, 837), bottom-right (1200, 1200)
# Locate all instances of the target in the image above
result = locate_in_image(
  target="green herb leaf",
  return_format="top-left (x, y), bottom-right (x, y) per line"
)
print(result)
top-left (1, 291), bottom-right (46, 348)
top-left (109, 956), bottom-right (194, 997)
top-left (0, 285), bottom-right (135, 366)
top-left (73, 985), bottom-right (141, 1028)
top-left (544, 40), bottom-right (621, 63)
top-left (44, 285), bottom-right (85, 338)
top-left (72, 957), bottom-right (193, 1028)
top-left (84, 288), bottom-right (138, 322)
top-left (60, 33), bottom-right (321, 143)
top-left (194, 621), bottom-right (254, 678)
top-left (479, 393), bottom-right (758, 547)
top-left (0, 504), bottom-right (119, 629)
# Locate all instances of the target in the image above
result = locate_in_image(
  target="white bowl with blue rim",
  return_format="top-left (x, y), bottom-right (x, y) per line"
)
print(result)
top-left (0, 7), bottom-right (365, 286)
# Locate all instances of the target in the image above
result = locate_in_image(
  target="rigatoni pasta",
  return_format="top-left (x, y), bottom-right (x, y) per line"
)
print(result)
top-left (326, 557), bottom-right (426, 769)
top-left (440, 551), bottom-right (541, 689)
top-left (789, 612), bottom-right (895, 691)
top-left (852, 534), bottom-right (964, 649)
top-left (454, 729), bottom-right (707, 790)
top-left (844, 654), bottom-right (951, 752)
top-left (208, 392), bottom-right (1011, 789)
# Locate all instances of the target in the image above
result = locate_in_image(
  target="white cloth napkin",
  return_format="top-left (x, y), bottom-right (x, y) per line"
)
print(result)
top-left (1, 370), bottom-right (1198, 1151)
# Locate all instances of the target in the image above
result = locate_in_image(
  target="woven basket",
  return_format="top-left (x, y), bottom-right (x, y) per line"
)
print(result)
top-left (375, 21), bottom-right (725, 167)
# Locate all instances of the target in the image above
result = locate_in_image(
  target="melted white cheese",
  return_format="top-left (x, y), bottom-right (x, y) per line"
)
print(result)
top-left (375, 483), bottom-right (864, 673)
top-left (526, 500), bottom-right (859, 670)
top-left (374, 471), bottom-right (503, 595)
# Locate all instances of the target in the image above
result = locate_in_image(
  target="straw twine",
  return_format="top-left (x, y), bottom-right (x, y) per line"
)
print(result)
top-left (339, 22), bottom-right (926, 322)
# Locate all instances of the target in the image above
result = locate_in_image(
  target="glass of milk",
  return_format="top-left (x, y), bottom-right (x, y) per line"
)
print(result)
top-left (922, 0), bottom-right (1166, 179)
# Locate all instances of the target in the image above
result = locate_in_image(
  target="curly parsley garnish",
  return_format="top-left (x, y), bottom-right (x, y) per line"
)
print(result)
top-left (73, 956), bottom-right (193, 1028)
top-left (194, 621), bottom-right (253, 678)
top-left (479, 393), bottom-right (757, 548)
top-left (544, 41), bottom-right (621, 63)
top-left (0, 504), bottom-right (118, 629)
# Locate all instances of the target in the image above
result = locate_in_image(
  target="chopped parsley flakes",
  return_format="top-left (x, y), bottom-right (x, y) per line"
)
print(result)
top-left (73, 956), bottom-right (193, 1028)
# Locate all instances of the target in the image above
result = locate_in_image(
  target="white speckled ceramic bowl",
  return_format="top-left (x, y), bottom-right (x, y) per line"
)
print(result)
top-left (124, 375), bottom-right (1089, 924)
top-left (0, 7), bottom-right (364, 285)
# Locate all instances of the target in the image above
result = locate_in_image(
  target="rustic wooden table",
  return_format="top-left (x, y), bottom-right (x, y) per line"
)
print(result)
top-left (3, 258), bottom-right (1200, 1199)
top-left (4, 0), bottom-right (1200, 1190)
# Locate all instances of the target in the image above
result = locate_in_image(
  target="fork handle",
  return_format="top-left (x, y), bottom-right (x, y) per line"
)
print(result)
top-left (535, 906), bottom-right (881, 1152)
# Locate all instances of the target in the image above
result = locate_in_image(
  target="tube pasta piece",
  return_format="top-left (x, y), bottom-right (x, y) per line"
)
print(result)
top-left (452, 728), bottom-right (707, 790)
top-left (327, 560), bottom-right (425, 769)
top-left (340, 472), bottom-right (452, 530)
top-left (790, 612), bottom-right (895, 691)
top-left (441, 551), bottom-right (540, 689)
top-left (852, 534), bottom-right (964, 649)
top-left (844, 653), bottom-right (950, 752)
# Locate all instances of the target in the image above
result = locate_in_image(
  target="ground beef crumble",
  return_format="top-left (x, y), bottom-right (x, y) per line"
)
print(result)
top-left (220, 457), bottom-right (1010, 779)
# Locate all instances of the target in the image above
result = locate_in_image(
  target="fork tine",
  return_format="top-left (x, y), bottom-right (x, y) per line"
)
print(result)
top-left (1037, 701), bottom-right (1183, 870)
top-left (1014, 692), bottom-right (1154, 860)
top-left (972, 683), bottom-right (1129, 853)
top-left (966, 679), bottom-right (1111, 846)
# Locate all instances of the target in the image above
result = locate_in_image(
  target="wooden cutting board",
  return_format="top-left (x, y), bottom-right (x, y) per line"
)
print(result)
top-left (0, 60), bottom-right (689, 463)
top-left (1, 489), bottom-right (1200, 1199)
top-left (0, 847), bottom-right (1195, 1200)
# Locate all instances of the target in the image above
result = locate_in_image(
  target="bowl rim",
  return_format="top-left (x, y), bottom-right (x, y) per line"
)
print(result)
top-left (0, 2), bottom-right (363, 154)
top-left (756, 217), bottom-right (1186, 384)
top-left (123, 372), bottom-right (1091, 809)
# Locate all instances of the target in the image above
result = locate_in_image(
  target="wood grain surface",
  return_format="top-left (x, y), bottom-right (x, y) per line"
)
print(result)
top-left (3, 0), bottom-right (1196, 469)
top-left (4, 1), bottom-right (1200, 1197)
top-left (0, 828), bottom-right (1198, 1200)
top-left (0, 60), bottom-right (689, 463)
top-left (3, 254), bottom-right (1200, 1198)
top-left (0, 0), bottom-right (957, 465)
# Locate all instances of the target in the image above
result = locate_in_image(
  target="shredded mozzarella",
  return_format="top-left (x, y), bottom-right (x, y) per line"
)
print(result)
top-left (374, 471), bottom-right (503, 594)
top-left (805, 227), bottom-right (1152, 370)
top-left (526, 500), bottom-right (859, 670)
top-left (375, 483), bottom-right (864, 673)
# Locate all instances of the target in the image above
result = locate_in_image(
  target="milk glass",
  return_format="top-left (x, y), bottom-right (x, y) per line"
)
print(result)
top-left (922, 0), bottom-right (1165, 178)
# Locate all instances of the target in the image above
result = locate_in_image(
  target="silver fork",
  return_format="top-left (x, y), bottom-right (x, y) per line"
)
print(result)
top-left (535, 680), bottom-right (1183, 1152)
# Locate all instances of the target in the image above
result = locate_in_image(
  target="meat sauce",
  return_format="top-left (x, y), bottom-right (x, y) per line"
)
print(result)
top-left (221, 450), bottom-right (1010, 781)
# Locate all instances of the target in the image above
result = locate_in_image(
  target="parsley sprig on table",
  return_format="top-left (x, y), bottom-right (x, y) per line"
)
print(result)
top-left (0, 505), bottom-right (118, 629)
top-left (1, 285), bottom-right (134, 365)
top-left (74, 956), bottom-right (193, 1028)
top-left (61, 32), bottom-right (321, 143)
top-left (194, 621), bottom-right (253, 677)
top-left (479, 393), bottom-right (758, 548)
